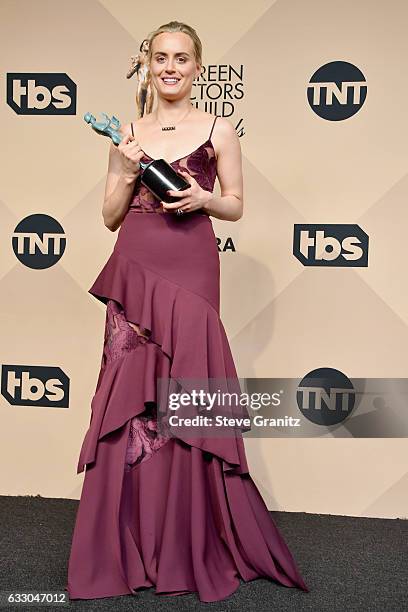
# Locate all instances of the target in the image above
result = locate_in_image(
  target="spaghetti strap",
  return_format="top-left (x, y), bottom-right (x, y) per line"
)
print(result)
top-left (130, 122), bottom-right (134, 137)
top-left (209, 115), bottom-right (218, 140)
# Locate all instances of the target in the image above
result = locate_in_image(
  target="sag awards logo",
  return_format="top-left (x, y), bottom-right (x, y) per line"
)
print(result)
top-left (193, 63), bottom-right (245, 136)
top-left (6, 72), bottom-right (76, 115)
top-left (217, 236), bottom-right (236, 252)
top-left (293, 224), bottom-right (369, 267)
top-left (12, 214), bottom-right (66, 269)
top-left (297, 367), bottom-right (356, 426)
top-left (307, 61), bottom-right (367, 121)
top-left (1, 365), bottom-right (70, 408)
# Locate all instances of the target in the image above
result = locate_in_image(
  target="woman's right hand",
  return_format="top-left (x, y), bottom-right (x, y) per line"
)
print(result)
top-left (118, 132), bottom-right (144, 181)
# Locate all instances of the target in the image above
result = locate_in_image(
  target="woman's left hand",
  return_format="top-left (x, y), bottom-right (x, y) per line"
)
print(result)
top-left (161, 169), bottom-right (212, 214)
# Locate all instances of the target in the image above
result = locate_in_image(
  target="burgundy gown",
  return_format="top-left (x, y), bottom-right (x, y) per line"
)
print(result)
top-left (66, 115), bottom-right (309, 602)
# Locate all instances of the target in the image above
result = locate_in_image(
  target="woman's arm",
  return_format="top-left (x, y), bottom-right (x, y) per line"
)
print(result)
top-left (203, 117), bottom-right (243, 222)
top-left (102, 123), bottom-right (142, 232)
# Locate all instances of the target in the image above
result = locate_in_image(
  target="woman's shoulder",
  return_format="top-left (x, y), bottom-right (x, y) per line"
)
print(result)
top-left (211, 114), bottom-right (236, 136)
top-left (193, 109), bottom-right (229, 129)
top-left (192, 111), bottom-right (237, 147)
top-left (206, 115), bottom-right (238, 159)
top-left (120, 114), bottom-right (153, 137)
top-left (116, 121), bottom-right (132, 138)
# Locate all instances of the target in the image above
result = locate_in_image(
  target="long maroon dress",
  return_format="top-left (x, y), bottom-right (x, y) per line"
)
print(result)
top-left (66, 115), bottom-right (309, 602)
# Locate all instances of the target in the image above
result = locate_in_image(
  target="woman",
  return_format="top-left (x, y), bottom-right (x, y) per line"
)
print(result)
top-left (67, 20), bottom-right (309, 603)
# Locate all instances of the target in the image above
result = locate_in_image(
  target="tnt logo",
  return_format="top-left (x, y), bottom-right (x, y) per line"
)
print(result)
top-left (307, 61), bottom-right (367, 120)
top-left (1, 365), bottom-right (69, 408)
top-left (12, 214), bottom-right (66, 269)
top-left (293, 224), bottom-right (368, 267)
top-left (7, 73), bottom-right (76, 115)
top-left (297, 367), bottom-right (356, 426)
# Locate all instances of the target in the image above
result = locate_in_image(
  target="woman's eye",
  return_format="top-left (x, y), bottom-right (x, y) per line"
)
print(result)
top-left (156, 56), bottom-right (186, 62)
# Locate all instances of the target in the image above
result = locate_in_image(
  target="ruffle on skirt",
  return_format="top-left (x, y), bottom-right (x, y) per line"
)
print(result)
top-left (67, 247), bottom-right (309, 602)
top-left (77, 248), bottom-right (250, 476)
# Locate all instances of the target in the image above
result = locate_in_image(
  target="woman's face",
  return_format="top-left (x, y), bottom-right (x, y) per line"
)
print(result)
top-left (149, 32), bottom-right (200, 100)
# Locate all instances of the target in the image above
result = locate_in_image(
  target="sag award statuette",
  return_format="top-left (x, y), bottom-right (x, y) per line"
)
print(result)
top-left (84, 112), bottom-right (190, 213)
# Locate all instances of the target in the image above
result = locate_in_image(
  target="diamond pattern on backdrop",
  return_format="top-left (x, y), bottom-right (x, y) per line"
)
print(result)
top-left (0, 0), bottom-right (407, 516)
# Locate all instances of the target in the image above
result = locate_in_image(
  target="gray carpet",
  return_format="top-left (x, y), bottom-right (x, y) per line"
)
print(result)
top-left (0, 495), bottom-right (407, 611)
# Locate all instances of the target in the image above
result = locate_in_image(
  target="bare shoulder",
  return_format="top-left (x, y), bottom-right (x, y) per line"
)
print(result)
top-left (191, 108), bottom-right (219, 129)
top-left (123, 114), bottom-right (155, 139)
top-left (118, 116), bottom-right (149, 136)
top-left (210, 115), bottom-right (240, 159)
top-left (118, 121), bottom-right (133, 137)
top-left (213, 116), bottom-right (237, 139)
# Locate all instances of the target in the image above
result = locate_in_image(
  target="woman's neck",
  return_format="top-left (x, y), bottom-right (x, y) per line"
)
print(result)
top-left (155, 100), bottom-right (193, 121)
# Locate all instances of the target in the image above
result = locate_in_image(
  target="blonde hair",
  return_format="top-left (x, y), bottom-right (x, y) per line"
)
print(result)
top-left (146, 21), bottom-right (202, 69)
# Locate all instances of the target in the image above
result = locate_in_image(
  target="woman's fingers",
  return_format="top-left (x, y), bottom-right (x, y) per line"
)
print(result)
top-left (117, 131), bottom-right (144, 177)
top-left (120, 132), bottom-right (142, 153)
top-left (119, 134), bottom-right (142, 160)
top-left (166, 188), bottom-right (192, 198)
top-left (120, 132), bottom-right (135, 146)
top-left (126, 138), bottom-right (143, 156)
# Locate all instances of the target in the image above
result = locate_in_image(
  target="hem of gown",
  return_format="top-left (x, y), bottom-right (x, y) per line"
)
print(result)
top-left (68, 429), bottom-right (309, 602)
top-left (67, 571), bottom-right (308, 603)
top-left (66, 582), bottom-right (243, 604)
top-left (66, 581), bottom-right (240, 603)
top-left (67, 572), bottom-right (309, 602)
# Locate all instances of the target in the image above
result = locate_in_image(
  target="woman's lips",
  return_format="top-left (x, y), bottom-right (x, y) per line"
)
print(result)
top-left (161, 78), bottom-right (180, 86)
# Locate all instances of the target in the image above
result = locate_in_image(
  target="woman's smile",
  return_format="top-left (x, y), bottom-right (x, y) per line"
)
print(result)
top-left (161, 77), bottom-right (181, 86)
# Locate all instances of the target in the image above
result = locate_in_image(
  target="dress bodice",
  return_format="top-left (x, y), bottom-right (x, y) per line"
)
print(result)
top-left (128, 134), bottom-right (218, 214)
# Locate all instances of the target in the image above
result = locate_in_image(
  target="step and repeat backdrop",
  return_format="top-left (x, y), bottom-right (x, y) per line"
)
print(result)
top-left (1, 0), bottom-right (408, 519)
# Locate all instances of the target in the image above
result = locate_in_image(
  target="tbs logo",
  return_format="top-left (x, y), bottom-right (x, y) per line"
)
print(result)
top-left (297, 367), bottom-right (356, 426)
top-left (307, 61), bottom-right (367, 121)
top-left (293, 224), bottom-right (368, 267)
top-left (12, 214), bottom-right (66, 269)
top-left (1, 365), bottom-right (69, 408)
top-left (7, 73), bottom-right (76, 115)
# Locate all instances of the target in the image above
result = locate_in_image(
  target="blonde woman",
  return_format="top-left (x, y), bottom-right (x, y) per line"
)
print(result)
top-left (67, 20), bottom-right (309, 603)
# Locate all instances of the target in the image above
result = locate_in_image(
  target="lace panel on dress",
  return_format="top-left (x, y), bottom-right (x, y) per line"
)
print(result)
top-left (100, 299), bottom-right (149, 369)
top-left (100, 299), bottom-right (171, 471)
top-left (125, 407), bottom-right (171, 472)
